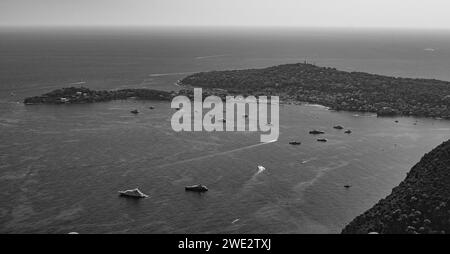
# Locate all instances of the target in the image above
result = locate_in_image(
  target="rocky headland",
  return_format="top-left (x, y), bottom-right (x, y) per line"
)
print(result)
top-left (180, 63), bottom-right (450, 119)
top-left (342, 140), bottom-right (450, 234)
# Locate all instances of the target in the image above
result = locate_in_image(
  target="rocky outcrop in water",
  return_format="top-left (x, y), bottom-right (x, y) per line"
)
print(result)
top-left (342, 140), bottom-right (450, 234)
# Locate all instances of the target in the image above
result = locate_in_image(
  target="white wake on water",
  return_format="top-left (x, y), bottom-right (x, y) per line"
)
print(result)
top-left (195, 54), bottom-right (229, 60)
top-left (148, 72), bottom-right (196, 77)
top-left (255, 165), bottom-right (266, 176)
top-left (155, 140), bottom-right (277, 169)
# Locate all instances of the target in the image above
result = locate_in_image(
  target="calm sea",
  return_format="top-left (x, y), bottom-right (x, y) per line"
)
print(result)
top-left (0, 27), bottom-right (450, 233)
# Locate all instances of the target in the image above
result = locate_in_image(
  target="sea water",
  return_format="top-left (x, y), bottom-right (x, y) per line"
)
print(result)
top-left (0, 27), bottom-right (449, 233)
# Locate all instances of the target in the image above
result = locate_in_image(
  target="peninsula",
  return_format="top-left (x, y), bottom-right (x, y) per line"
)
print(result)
top-left (180, 63), bottom-right (450, 119)
top-left (24, 64), bottom-right (450, 120)
top-left (24, 87), bottom-right (175, 104)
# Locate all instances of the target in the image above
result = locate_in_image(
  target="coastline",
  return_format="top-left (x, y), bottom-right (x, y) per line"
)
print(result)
top-left (23, 62), bottom-right (450, 123)
top-left (342, 139), bottom-right (450, 234)
top-left (179, 63), bottom-right (450, 120)
top-left (23, 87), bottom-right (176, 105)
top-left (24, 82), bottom-right (449, 124)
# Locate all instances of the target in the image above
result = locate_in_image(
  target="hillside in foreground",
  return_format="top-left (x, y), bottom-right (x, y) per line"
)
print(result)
top-left (180, 63), bottom-right (450, 119)
top-left (342, 140), bottom-right (450, 234)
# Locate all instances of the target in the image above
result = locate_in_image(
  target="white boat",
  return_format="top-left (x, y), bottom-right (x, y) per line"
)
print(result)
top-left (118, 188), bottom-right (149, 198)
top-left (257, 165), bottom-right (266, 174)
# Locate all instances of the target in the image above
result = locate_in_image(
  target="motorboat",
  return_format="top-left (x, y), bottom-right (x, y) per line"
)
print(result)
top-left (257, 165), bottom-right (266, 172)
top-left (317, 138), bottom-right (328, 142)
top-left (309, 130), bottom-right (325, 135)
top-left (130, 109), bottom-right (139, 114)
top-left (185, 184), bottom-right (208, 192)
top-left (289, 141), bottom-right (302, 145)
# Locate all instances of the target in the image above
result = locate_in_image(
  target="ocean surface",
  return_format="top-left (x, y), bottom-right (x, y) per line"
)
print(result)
top-left (0, 27), bottom-right (450, 233)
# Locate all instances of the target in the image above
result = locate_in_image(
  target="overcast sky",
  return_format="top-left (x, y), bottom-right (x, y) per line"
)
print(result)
top-left (1, 0), bottom-right (449, 29)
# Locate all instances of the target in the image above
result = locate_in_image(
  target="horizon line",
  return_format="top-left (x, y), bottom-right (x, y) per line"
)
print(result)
top-left (1, 24), bottom-right (450, 31)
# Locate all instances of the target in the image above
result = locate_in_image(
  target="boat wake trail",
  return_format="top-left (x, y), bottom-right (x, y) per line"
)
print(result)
top-left (248, 165), bottom-right (268, 182)
top-left (301, 157), bottom-right (317, 164)
top-left (255, 165), bottom-right (266, 176)
top-left (69, 81), bottom-right (87, 85)
top-left (148, 72), bottom-right (196, 77)
top-left (195, 54), bottom-right (228, 60)
top-left (155, 140), bottom-right (276, 169)
top-left (294, 160), bottom-right (350, 202)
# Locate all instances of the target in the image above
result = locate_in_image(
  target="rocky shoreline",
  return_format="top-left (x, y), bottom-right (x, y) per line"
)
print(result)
top-left (23, 86), bottom-right (245, 105)
top-left (342, 140), bottom-right (450, 234)
top-left (180, 63), bottom-right (450, 120)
